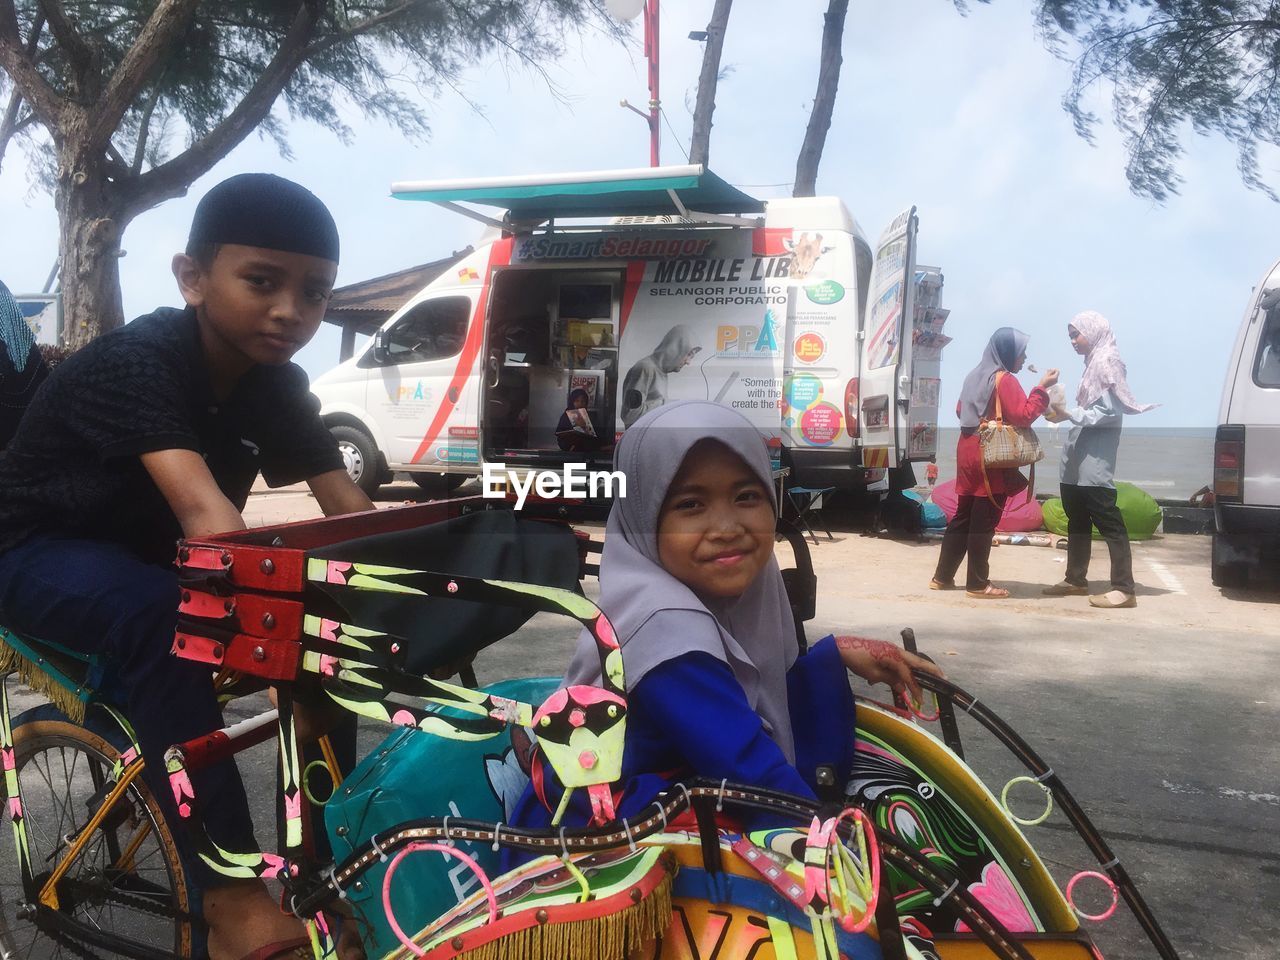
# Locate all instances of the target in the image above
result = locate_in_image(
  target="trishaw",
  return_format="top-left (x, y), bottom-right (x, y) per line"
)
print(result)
top-left (0, 496), bottom-right (1181, 960)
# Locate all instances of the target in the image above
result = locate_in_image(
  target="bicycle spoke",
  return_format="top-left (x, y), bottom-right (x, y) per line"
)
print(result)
top-left (2, 726), bottom-right (188, 959)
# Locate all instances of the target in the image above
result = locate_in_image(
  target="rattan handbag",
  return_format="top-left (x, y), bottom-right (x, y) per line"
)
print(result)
top-left (978, 372), bottom-right (1043, 505)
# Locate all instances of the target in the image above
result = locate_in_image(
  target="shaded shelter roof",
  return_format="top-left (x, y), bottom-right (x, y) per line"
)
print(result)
top-left (323, 249), bottom-right (472, 335)
top-left (390, 165), bottom-right (763, 221)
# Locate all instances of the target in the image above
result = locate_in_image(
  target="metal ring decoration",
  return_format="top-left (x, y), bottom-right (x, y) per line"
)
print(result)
top-left (909, 689), bottom-right (941, 723)
top-left (829, 807), bottom-right (881, 934)
top-left (1000, 775), bottom-right (1054, 826)
top-left (557, 825), bottom-right (592, 904)
top-left (302, 759), bottom-right (338, 806)
top-left (383, 842), bottom-right (497, 957)
top-left (1066, 870), bottom-right (1120, 922)
top-left (913, 673), bottom-right (1182, 960)
top-left (298, 781), bottom-right (1038, 959)
top-left (893, 685), bottom-right (941, 723)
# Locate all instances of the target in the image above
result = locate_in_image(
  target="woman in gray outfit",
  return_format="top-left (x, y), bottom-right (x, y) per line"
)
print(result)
top-left (1043, 311), bottom-right (1156, 608)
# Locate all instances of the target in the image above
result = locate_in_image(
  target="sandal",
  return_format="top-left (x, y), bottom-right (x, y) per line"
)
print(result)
top-left (928, 578), bottom-right (958, 591)
top-left (239, 937), bottom-right (312, 960)
top-left (965, 584), bottom-right (1010, 600)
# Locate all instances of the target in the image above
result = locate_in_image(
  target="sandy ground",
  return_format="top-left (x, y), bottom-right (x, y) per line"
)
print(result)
top-left (3, 478), bottom-right (1276, 958)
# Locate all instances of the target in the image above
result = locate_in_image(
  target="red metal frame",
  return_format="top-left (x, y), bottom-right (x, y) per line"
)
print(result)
top-left (171, 496), bottom-right (594, 685)
top-left (645, 0), bottom-right (660, 166)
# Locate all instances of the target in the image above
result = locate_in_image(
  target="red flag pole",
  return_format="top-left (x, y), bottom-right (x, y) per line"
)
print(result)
top-left (645, 0), bottom-right (660, 166)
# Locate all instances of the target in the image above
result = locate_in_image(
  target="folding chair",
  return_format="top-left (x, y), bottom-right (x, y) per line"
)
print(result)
top-left (787, 485), bottom-right (836, 545)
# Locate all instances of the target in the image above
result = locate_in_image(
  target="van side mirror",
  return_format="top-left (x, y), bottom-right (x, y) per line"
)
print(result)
top-left (372, 329), bottom-right (390, 363)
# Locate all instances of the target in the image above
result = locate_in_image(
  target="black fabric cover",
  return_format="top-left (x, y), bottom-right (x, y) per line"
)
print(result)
top-left (307, 510), bottom-right (582, 674)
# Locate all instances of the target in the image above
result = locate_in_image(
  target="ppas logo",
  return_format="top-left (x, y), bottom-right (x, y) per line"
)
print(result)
top-left (793, 332), bottom-right (826, 364)
top-left (716, 309), bottom-right (780, 355)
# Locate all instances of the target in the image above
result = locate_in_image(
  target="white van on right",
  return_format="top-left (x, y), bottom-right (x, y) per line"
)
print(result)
top-left (1213, 257), bottom-right (1280, 587)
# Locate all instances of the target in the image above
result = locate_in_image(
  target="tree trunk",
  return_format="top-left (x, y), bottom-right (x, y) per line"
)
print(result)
top-left (688, 0), bottom-right (734, 168)
top-left (793, 0), bottom-right (849, 198)
top-left (55, 149), bottom-right (127, 348)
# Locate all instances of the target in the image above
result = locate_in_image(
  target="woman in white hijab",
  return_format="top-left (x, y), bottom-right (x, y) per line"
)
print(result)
top-left (511, 401), bottom-right (939, 832)
top-left (1042, 311), bottom-right (1156, 609)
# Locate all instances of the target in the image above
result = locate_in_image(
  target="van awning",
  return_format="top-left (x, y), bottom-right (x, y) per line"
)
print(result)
top-left (389, 165), bottom-right (764, 225)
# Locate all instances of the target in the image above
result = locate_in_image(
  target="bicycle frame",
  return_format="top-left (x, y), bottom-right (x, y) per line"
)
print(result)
top-left (0, 677), bottom-right (179, 960)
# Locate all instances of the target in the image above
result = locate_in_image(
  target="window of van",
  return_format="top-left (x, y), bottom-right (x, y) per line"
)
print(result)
top-left (362, 297), bottom-right (471, 367)
top-left (1255, 292), bottom-right (1280, 388)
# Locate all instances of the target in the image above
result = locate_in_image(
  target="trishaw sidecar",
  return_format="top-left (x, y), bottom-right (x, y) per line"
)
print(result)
top-left (0, 496), bottom-right (1180, 960)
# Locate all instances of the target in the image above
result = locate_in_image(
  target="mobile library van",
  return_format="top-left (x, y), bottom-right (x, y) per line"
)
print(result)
top-left (311, 166), bottom-right (953, 495)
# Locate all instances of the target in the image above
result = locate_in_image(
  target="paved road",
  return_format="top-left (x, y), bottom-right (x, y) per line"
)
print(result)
top-left (3, 480), bottom-right (1276, 958)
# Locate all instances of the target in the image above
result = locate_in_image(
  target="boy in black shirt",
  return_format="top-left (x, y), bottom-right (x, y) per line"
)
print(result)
top-left (0, 174), bottom-right (373, 960)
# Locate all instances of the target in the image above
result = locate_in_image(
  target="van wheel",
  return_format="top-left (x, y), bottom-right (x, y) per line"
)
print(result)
top-left (330, 425), bottom-right (383, 495)
top-left (1211, 535), bottom-right (1250, 589)
top-left (410, 472), bottom-right (468, 499)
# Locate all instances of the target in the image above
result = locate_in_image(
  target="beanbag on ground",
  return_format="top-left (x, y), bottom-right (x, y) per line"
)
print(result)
top-left (1042, 482), bottom-right (1161, 540)
top-left (903, 489), bottom-right (947, 529)
top-left (928, 479), bottom-right (1044, 532)
top-left (930, 479), bottom-right (960, 519)
top-left (996, 493), bottom-right (1043, 532)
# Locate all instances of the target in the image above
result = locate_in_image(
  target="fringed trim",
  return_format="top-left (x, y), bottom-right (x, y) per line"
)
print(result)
top-left (438, 871), bottom-right (673, 960)
top-left (0, 645), bottom-right (86, 725)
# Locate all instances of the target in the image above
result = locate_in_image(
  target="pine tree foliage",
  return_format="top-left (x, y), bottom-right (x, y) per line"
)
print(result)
top-left (960, 0), bottom-right (1280, 201)
top-left (0, 1), bottom-right (621, 340)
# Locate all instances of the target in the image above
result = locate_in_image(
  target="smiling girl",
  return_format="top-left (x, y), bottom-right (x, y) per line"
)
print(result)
top-left (511, 401), bottom-right (940, 831)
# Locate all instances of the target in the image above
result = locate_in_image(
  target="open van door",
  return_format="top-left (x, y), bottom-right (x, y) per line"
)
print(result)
top-left (858, 208), bottom-right (918, 469)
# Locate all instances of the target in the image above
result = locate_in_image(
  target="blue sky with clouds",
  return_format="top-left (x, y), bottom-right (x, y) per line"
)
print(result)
top-left (2, 0), bottom-right (1276, 428)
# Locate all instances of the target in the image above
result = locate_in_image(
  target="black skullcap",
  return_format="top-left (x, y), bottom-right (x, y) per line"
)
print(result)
top-left (188, 173), bottom-right (340, 263)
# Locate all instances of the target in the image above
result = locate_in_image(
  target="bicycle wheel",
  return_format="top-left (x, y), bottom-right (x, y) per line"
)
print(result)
top-left (0, 705), bottom-right (193, 959)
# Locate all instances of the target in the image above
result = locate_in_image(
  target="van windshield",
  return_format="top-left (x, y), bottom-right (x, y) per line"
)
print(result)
top-left (1256, 290), bottom-right (1280, 388)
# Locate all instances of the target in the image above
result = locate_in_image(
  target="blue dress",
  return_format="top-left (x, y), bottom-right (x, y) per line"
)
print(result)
top-left (508, 634), bottom-right (857, 831)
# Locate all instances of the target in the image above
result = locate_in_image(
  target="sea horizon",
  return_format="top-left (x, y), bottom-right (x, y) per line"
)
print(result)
top-left (929, 426), bottom-right (1215, 500)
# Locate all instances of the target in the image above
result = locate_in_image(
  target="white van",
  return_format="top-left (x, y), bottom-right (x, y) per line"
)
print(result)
top-left (1212, 256), bottom-right (1280, 586)
top-left (312, 166), bottom-right (952, 496)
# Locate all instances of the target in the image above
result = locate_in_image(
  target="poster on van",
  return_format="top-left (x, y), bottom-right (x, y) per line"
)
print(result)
top-left (616, 237), bottom-right (791, 442)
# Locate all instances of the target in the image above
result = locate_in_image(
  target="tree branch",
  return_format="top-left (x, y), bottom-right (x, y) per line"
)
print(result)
top-left (37, 0), bottom-right (94, 88)
top-left (303, 0), bottom-right (417, 58)
top-left (0, 0), bottom-right (64, 126)
top-left (0, 8), bottom-right (43, 170)
top-left (794, 0), bottom-right (849, 197)
top-left (0, 92), bottom-right (23, 172)
top-left (131, 83), bottom-right (161, 174)
top-left (86, 0), bottom-right (201, 150)
top-left (128, 1), bottom-right (322, 211)
top-left (689, 0), bottom-right (733, 167)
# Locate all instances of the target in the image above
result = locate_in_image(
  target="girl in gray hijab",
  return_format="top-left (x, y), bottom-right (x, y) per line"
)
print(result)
top-left (932, 328), bottom-right (1057, 598)
top-left (511, 400), bottom-right (938, 832)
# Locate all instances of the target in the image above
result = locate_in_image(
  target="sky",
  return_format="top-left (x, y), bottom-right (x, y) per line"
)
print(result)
top-left (2, 0), bottom-right (1276, 430)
